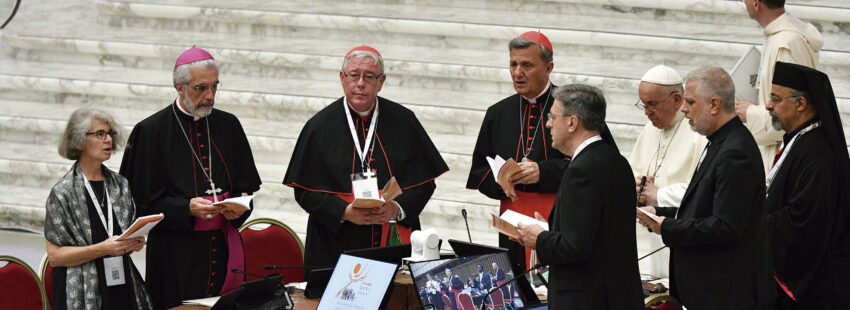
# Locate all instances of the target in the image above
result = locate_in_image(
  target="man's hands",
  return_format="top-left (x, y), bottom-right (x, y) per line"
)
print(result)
top-left (635, 206), bottom-right (665, 235)
top-left (735, 99), bottom-right (752, 123)
top-left (512, 212), bottom-right (547, 249)
top-left (635, 176), bottom-right (658, 205)
top-left (189, 197), bottom-right (223, 219)
top-left (343, 201), bottom-right (401, 225)
top-left (510, 161), bottom-right (540, 185)
top-left (221, 193), bottom-right (250, 220)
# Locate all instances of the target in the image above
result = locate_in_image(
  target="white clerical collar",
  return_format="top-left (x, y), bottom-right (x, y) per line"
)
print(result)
top-left (573, 135), bottom-right (603, 159)
top-left (522, 82), bottom-right (552, 103)
top-left (175, 97), bottom-right (200, 121)
top-left (344, 97), bottom-right (377, 117)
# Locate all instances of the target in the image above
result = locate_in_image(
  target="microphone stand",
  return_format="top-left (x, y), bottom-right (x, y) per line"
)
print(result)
top-left (638, 245), bottom-right (667, 261)
top-left (407, 304), bottom-right (436, 310)
top-left (462, 209), bottom-right (472, 242)
top-left (478, 264), bottom-right (543, 310)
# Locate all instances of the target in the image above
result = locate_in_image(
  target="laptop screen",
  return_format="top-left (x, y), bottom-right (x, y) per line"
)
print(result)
top-left (408, 252), bottom-right (525, 309)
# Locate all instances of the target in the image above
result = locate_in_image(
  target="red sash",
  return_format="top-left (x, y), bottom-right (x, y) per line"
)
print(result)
top-left (500, 191), bottom-right (556, 267)
top-left (335, 191), bottom-right (412, 246)
top-left (194, 192), bottom-right (245, 295)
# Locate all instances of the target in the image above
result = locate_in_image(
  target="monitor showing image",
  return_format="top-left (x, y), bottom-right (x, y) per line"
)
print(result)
top-left (408, 252), bottom-right (524, 309)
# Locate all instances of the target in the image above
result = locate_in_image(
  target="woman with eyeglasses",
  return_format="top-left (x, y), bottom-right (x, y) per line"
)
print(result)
top-left (44, 108), bottom-right (152, 309)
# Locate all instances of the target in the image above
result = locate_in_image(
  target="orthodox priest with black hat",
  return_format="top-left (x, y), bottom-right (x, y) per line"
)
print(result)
top-left (466, 31), bottom-right (617, 275)
top-left (120, 47), bottom-right (262, 309)
top-left (283, 45), bottom-right (449, 273)
top-left (764, 61), bottom-right (850, 309)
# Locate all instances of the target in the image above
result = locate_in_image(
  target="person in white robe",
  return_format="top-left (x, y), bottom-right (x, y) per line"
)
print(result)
top-left (629, 65), bottom-right (707, 278)
top-left (735, 0), bottom-right (823, 173)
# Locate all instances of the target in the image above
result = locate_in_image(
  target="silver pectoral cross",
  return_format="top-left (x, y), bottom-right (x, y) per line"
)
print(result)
top-left (206, 182), bottom-right (223, 202)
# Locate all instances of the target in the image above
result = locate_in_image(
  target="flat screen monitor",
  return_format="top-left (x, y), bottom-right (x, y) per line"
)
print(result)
top-left (408, 252), bottom-right (525, 309)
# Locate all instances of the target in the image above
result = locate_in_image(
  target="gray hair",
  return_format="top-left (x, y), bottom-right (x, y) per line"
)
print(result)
top-left (508, 37), bottom-right (553, 64)
top-left (58, 108), bottom-right (124, 160)
top-left (341, 51), bottom-right (384, 75)
top-left (553, 84), bottom-right (607, 133)
top-left (173, 59), bottom-right (219, 86)
top-left (684, 66), bottom-right (735, 114)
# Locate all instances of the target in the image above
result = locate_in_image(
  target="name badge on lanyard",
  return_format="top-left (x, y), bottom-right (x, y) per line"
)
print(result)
top-left (82, 173), bottom-right (126, 287)
top-left (345, 98), bottom-right (381, 200)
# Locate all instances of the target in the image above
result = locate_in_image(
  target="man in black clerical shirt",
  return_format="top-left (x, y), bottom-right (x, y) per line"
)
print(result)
top-left (283, 46), bottom-right (448, 274)
top-left (516, 84), bottom-right (643, 309)
top-left (637, 66), bottom-right (775, 310)
top-left (762, 62), bottom-right (850, 309)
top-left (120, 47), bottom-right (262, 309)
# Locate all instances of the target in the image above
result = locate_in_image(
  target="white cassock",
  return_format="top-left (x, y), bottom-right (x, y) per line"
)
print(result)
top-left (746, 12), bottom-right (823, 173)
top-left (629, 112), bottom-right (707, 278)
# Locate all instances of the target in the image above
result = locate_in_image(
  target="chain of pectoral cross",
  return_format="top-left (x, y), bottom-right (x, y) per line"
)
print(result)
top-left (172, 105), bottom-right (222, 202)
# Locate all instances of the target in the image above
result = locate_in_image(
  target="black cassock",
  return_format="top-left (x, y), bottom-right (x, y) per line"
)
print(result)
top-left (283, 97), bottom-right (448, 272)
top-left (765, 123), bottom-right (849, 307)
top-left (120, 102), bottom-right (261, 310)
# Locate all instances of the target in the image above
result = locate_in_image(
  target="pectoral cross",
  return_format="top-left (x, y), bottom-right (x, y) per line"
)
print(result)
top-left (363, 170), bottom-right (376, 179)
top-left (206, 182), bottom-right (223, 202)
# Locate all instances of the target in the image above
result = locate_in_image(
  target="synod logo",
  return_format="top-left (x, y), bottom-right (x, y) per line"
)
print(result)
top-left (334, 263), bottom-right (373, 302)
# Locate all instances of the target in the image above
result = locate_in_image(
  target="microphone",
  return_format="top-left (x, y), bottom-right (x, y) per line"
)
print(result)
top-left (264, 265), bottom-right (332, 270)
top-left (478, 264), bottom-right (544, 310)
top-left (462, 209), bottom-right (472, 243)
top-left (638, 245), bottom-right (667, 261)
top-left (231, 268), bottom-right (272, 280)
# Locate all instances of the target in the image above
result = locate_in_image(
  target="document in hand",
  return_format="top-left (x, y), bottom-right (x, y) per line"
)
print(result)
top-left (212, 195), bottom-right (255, 212)
top-left (730, 45), bottom-right (761, 104)
top-left (636, 207), bottom-right (662, 223)
top-left (492, 210), bottom-right (548, 239)
top-left (352, 176), bottom-right (402, 208)
top-left (117, 213), bottom-right (164, 240)
top-left (486, 155), bottom-right (522, 199)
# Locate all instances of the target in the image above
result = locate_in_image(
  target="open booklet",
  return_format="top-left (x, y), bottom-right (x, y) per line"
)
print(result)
top-left (352, 176), bottom-right (402, 208)
top-left (636, 207), bottom-right (662, 222)
top-left (486, 155), bottom-right (522, 199)
top-left (182, 296), bottom-right (219, 307)
top-left (730, 45), bottom-right (761, 104)
top-left (117, 213), bottom-right (164, 240)
top-left (491, 209), bottom-right (548, 239)
top-left (212, 195), bottom-right (255, 212)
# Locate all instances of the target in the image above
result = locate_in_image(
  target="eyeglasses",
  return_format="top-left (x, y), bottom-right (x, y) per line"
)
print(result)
top-left (188, 82), bottom-right (220, 93)
top-left (634, 91), bottom-right (678, 112)
top-left (343, 72), bottom-right (383, 84)
top-left (769, 94), bottom-right (799, 105)
top-left (86, 130), bottom-right (117, 140)
top-left (546, 113), bottom-right (569, 122)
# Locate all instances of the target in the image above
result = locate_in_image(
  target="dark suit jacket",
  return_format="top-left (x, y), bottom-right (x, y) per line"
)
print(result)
top-left (536, 140), bottom-right (644, 309)
top-left (478, 272), bottom-right (492, 290)
top-left (656, 117), bottom-right (775, 309)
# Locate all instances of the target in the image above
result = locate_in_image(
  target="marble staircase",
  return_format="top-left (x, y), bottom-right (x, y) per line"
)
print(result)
top-left (1, 0), bottom-right (848, 250)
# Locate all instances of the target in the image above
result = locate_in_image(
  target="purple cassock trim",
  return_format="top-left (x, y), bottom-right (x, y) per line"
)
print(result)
top-left (194, 191), bottom-right (245, 295)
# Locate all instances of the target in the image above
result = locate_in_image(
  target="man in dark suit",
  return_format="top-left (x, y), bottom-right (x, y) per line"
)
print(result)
top-left (516, 84), bottom-right (644, 309)
top-left (637, 66), bottom-right (776, 310)
top-left (477, 264), bottom-right (492, 291)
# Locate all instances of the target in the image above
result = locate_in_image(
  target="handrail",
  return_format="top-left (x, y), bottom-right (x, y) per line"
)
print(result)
top-left (1, 0), bottom-right (22, 29)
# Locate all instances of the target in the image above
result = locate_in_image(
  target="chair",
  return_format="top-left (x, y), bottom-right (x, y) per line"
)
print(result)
top-left (486, 287), bottom-right (505, 310)
top-left (457, 292), bottom-right (475, 310)
top-left (0, 255), bottom-right (48, 310)
top-left (644, 293), bottom-right (682, 310)
top-left (503, 285), bottom-right (513, 309)
top-left (239, 218), bottom-right (305, 284)
top-left (441, 294), bottom-right (452, 310)
top-left (38, 253), bottom-right (54, 307)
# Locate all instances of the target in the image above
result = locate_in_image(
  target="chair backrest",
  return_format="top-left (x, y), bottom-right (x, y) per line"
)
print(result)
top-left (38, 253), bottom-right (54, 307)
top-left (489, 287), bottom-right (504, 307)
top-left (0, 255), bottom-right (48, 310)
top-left (645, 293), bottom-right (682, 310)
top-left (504, 284), bottom-right (512, 302)
top-left (457, 292), bottom-right (475, 310)
top-left (239, 218), bottom-right (305, 284)
top-left (442, 294), bottom-right (451, 309)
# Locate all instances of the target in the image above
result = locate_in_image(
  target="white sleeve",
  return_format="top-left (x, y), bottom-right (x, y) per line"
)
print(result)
top-left (657, 183), bottom-right (688, 208)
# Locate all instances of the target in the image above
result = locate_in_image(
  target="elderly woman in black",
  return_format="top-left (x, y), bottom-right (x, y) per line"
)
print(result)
top-left (44, 108), bottom-right (152, 309)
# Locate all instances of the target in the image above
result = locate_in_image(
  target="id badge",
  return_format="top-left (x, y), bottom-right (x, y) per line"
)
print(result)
top-left (103, 256), bottom-right (126, 286)
top-left (351, 171), bottom-right (379, 199)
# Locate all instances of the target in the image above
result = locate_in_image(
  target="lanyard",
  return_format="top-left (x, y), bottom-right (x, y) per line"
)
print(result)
top-left (344, 98), bottom-right (379, 173)
top-left (82, 173), bottom-right (114, 235)
top-left (766, 121), bottom-right (820, 196)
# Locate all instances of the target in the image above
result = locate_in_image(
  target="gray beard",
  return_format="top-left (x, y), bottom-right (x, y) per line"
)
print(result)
top-left (769, 112), bottom-right (783, 131)
top-left (183, 93), bottom-right (213, 118)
